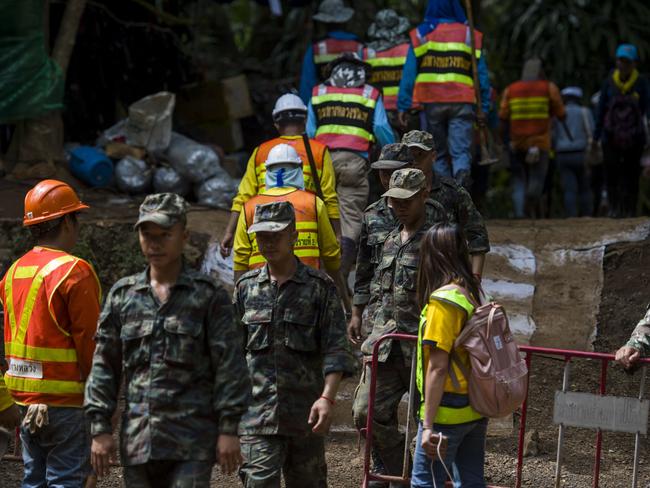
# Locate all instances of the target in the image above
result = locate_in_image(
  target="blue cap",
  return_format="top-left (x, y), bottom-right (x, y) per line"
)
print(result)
top-left (616, 43), bottom-right (638, 61)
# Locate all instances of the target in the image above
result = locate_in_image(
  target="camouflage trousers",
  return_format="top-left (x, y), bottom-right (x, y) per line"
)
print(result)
top-left (238, 434), bottom-right (327, 488)
top-left (352, 348), bottom-right (416, 474)
top-left (122, 460), bottom-right (213, 488)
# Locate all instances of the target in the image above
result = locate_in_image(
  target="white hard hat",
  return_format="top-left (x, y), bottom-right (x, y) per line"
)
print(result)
top-left (561, 86), bottom-right (583, 99)
top-left (265, 144), bottom-right (303, 168)
top-left (272, 94), bottom-right (307, 118)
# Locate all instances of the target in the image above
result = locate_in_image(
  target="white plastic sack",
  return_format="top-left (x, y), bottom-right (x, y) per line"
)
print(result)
top-left (115, 156), bottom-right (152, 194)
top-left (201, 242), bottom-right (234, 287)
top-left (195, 176), bottom-right (239, 210)
top-left (165, 132), bottom-right (227, 183)
top-left (97, 119), bottom-right (127, 147)
top-left (153, 166), bottom-right (191, 196)
top-left (126, 92), bottom-right (175, 152)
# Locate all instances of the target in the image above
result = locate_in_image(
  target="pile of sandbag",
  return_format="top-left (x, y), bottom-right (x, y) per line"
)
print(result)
top-left (92, 91), bottom-right (239, 209)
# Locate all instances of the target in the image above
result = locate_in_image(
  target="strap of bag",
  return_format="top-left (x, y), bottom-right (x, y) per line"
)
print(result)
top-left (302, 133), bottom-right (325, 201)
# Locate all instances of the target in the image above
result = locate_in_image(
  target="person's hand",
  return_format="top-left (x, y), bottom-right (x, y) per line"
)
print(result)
top-left (615, 346), bottom-right (641, 369)
top-left (347, 315), bottom-right (362, 345)
top-left (397, 111), bottom-right (408, 131)
top-left (0, 404), bottom-right (20, 429)
top-left (91, 433), bottom-right (116, 478)
top-left (216, 434), bottom-right (243, 475)
top-left (476, 111), bottom-right (488, 128)
top-left (421, 428), bottom-right (447, 461)
top-left (220, 233), bottom-right (234, 258)
top-left (308, 397), bottom-right (334, 435)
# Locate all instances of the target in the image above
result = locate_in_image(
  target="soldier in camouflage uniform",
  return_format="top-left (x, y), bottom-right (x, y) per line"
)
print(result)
top-left (235, 201), bottom-right (356, 488)
top-left (349, 143), bottom-right (446, 342)
top-left (352, 168), bottom-right (438, 483)
top-left (402, 130), bottom-right (490, 277)
top-left (616, 307), bottom-right (650, 369)
top-left (84, 193), bottom-right (251, 487)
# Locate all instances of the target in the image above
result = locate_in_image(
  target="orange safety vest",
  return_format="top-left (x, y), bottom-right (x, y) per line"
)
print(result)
top-left (244, 190), bottom-right (320, 269)
top-left (312, 37), bottom-right (364, 82)
top-left (0, 248), bottom-right (98, 406)
top-left (506, 80), bottom-right (551, 138)
top-left (311, 84), bottom-right (380, 153)
top-left (363, 43), bottom-right (421, 111)
top-left (255, 137), bottom-right (327, 195)
top-left (410, 22), bottom-right (482, 105)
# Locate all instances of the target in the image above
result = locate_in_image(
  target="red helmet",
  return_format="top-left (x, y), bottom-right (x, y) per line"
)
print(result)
top-left (23, 179), bottom-right (89, 227)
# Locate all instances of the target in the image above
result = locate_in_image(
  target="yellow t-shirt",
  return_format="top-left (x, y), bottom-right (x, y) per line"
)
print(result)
top-left (421, 298), bottom-right (472, 394)
top-left (0, 374), bottom-right (15, 412)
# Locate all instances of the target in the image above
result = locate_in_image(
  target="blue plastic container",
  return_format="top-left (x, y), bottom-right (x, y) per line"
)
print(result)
top-left (69, 146), bottom-right (114, 187)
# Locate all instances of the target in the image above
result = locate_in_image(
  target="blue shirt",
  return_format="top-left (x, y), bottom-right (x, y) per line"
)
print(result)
top-left (397, 20), bottom-right (490, 114)
top-left (299, 31), bottom-right (361, 104)
top-left (306, 93), bottom-right (396, 159)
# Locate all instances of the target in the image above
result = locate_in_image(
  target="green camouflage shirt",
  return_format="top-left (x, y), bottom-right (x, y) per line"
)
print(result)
top-left (353, 197), bottom-right (446, 308)
top-left (84, 264), bottom-right (251, 465)
top-left (430, 176), bottom-right (490, 254)
top-left (360, 222), bottom-right (431, 363)
top-left (626, 306), bottom-right (650, 356)
top-left (234, 261), bottom-right (356, 436)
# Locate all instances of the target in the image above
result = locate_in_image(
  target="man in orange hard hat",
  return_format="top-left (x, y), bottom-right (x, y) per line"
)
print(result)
top-left (0, 179), bottom-right (101, 487)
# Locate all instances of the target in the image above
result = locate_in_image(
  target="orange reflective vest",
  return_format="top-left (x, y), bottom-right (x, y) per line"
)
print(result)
top-left (0, 248), bottom-right (98, 406)
top-left (363, 43), bottom-right (420, 111)
top-left (312, 37), bottom-right (364, 82)
top-left (244, 189), bottom-right (320, 269)
top-left (506, 80), bottom-right (551, 138)
top-left (311, 84), bottom-right (380, 153)
top-left (410, 23), bottom-right (482, 104)
top-left (255, 137), bottom-right (327, 195)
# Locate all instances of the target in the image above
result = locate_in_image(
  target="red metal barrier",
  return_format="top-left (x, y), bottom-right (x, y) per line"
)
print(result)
top-left (516, 345), bottom-right (650, 488)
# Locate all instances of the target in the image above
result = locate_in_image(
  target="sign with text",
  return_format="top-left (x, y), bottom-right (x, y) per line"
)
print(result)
top-left (553, 391), bottom-right (649, 434)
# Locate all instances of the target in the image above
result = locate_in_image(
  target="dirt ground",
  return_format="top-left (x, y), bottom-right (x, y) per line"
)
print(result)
top-left (3, 180), bottom-right (650, 486)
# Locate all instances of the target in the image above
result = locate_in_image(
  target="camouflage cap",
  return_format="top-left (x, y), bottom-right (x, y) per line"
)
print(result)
top-left (382, 168), bottom-right (426, 199)
top-left (402, 130), bottom-right (435, 151)
top-left (370, 143), bottom-right (415, 170)
top-left (135, 193), bottom-right (189, 229)
top-left (248, 201), bottom-right (296, 234)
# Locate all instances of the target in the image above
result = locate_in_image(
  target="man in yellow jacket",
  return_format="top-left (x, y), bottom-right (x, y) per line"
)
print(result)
top-left (234, 144), bottom-right (350, 312)
top-left (221, 94), bottom-right (340, 257)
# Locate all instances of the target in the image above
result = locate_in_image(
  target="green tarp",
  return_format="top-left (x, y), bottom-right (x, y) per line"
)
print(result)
top-left (0, 0), bottom-right (65, 123)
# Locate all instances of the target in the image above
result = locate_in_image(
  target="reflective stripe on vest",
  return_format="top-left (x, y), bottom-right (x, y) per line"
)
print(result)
top-left (416, 286), bottom-right (482, 424)
top-left (3, 251), bottom-right (87, 405)
top-left (312, 38), bottom-right (364, 81)
top-left (244, 190), bottom-right (320, 269)
top-left (507, 80), bottom-right (551, 137)
top-left (254, 137), bottom-right (327, 195)
top-left (364, 43), bottom-right (419, 111)
top-left (311, 84), bottom-right (379, 152)
top-left (409, 23), bottom-right (482, 105)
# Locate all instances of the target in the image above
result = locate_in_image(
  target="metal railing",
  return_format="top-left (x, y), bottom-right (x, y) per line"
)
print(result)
top-left (516, 345), bottom-right (650, 488)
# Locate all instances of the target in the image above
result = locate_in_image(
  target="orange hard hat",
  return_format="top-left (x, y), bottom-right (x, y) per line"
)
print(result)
top-left (23, 179), bottom-right (89, 227)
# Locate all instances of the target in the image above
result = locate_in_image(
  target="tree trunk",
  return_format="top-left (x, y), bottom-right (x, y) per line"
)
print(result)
top-left (8, 0), bottom-right (87, 179)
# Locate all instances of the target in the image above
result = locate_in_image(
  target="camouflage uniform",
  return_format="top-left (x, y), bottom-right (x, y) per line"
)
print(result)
top-left (402, 130), bottom-right (490, 255)
top-left (352, 169), bottom-right (435, 477)
top-left (84, 194), bottom-right (251, 487)
top-left (235, 201), bottom-right (356, 488)
top-left (626, 306), bottom-right (650, 355)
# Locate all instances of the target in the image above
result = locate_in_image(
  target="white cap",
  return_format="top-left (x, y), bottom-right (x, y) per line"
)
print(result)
top-left (272, 94), bottom-right (307, 118)
top-left (561, 86), bottom-right (583, 99)
top-left (265, 144), bottom-right (303, 168)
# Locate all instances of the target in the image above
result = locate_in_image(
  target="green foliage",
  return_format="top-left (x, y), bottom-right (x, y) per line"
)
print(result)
top-left (483, 0), bottom-right (650, 95)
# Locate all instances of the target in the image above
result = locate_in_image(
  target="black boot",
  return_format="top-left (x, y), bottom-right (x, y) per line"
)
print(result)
top-left (368, 448), bottom-right (389, 488)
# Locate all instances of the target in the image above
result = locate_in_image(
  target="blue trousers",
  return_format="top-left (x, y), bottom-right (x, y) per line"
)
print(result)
top-left (20, 406), bottom-right (91, 488)
top-left (424, 103), bottom-right (475, 179)
top-left (411, 419), bottom-right (487, 488)
top-left (556, 151), bottom-right (592, 217)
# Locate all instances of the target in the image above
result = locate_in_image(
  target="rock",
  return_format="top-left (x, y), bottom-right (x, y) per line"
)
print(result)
top-left (523, 429), bottom-right (541, 457)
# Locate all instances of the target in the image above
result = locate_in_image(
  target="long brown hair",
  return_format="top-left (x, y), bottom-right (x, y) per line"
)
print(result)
top-left (416, 223), bottom-right (482, 309)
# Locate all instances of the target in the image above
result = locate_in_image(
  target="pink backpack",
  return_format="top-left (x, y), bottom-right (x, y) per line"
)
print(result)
top-left (445, 285), bottom-right (529, 418)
